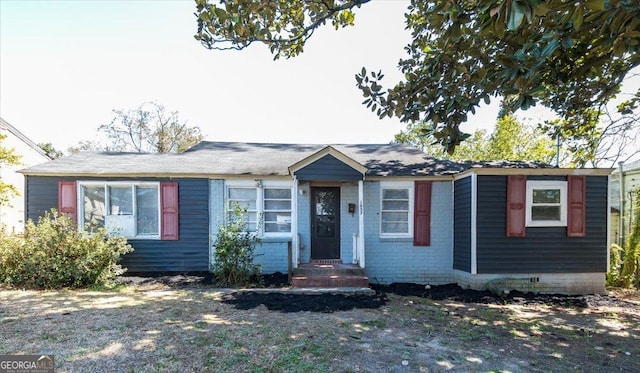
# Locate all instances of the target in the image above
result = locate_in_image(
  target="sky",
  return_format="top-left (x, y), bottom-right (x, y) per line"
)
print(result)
top-left (0, 0), bottom-right (501, 152)
top-left (0, 0), bottom-right (637, 161)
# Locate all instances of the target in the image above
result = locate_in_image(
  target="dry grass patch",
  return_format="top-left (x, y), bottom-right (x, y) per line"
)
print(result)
top-left (0, 285), bottom-right (638, 372)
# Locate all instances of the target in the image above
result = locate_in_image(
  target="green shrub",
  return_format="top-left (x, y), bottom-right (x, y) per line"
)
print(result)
top-left (607, 244), bottom-right (624, 287)
top-left (0, 210), bottom-right (133, 289)
top-left (212, 203), bottom-right (261, 287)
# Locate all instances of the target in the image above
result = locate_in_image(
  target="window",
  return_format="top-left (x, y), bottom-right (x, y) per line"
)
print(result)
top-left (79, 182), bottom-right (160, 238)
top-left (525, 180), bottom-right (567, 227)
top-left (226, 182), bottom-right (292, 236)
top-left (228, 187), bottom-right (258, 231)
top-left (263, 188), bottom-right (292, 233)
top-left (380, 182), bottom-right (413, 237)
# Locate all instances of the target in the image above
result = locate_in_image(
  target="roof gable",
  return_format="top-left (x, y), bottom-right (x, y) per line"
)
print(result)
top-left (0, 117), bottom-right (50, 159)
top-left (288, 146), bottom-right (367, 177)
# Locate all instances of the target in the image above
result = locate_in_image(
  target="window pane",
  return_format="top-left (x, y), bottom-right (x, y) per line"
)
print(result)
top-left (382, 222), bottom-right (409, 234)
top-left (82, 185), bottom-right (105, 230)
top-left (136, 186), bottom-right (158, 235)
top-left (229, 188), bottom-right (256, 200)
top-left (382, 200), bottom-right (409, 210)
top-left (264, 200), bottom-right (291, 210)
top-left (532, 189), bottom-right (560, 204)
top-left (532, 206), bottom-right (561, 221)
top-left (229, 200), bottom-right (256, 210)
top-left (383, 189), bottom-right (408, 200)
top-left (109, 186), bottom-right (133, 215)
top-left (381, 212), bottom-right (409, 223)
top-left (264, 188), bottom-right (290, 199)
top-left (227, 211), bottom-right (257, 231)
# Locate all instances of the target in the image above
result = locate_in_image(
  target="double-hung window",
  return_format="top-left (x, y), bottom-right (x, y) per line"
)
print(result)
top-left (380, 182), bottom-right (414, 237)
top-left (79, 182), bottom-right (160, 238)
top-left (525, 180), bottom-right (567, 227)
top-left (226, 181), bottom-right (292, 237)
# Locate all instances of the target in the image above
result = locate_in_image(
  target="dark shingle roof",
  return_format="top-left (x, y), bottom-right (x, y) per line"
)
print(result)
top-left (20, 141), bottom-right (552, 177)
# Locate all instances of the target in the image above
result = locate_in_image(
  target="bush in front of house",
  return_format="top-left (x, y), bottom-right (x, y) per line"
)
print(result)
top-left (212, 203), bottom-right (261, 287)
top-left (0, 210), bottom-right (133, 289)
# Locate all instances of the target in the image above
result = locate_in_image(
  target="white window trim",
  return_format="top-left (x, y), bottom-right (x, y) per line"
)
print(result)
top-left (379, 181), bottom-right (414, 238)
top-left (225, 180), bottom-right (293, 238)
top-left (77, 181), bottom-right (161, 239)
top-left (525, 180), bottom-right (567, 227)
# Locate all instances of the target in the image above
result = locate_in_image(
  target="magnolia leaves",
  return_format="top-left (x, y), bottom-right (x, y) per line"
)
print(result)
top-left (194, 0), bottom-right (367, 59)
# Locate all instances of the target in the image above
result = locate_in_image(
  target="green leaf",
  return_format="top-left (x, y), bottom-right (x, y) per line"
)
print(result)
top-left (585, 0), bottom-right (605, 11)
top-left (507, 1), bottom-right (525, 31)
top-left (573, 6), bottom-right (584, 30)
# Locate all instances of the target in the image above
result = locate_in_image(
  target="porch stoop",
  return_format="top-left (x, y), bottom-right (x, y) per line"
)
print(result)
top-left (291, 261), bottom-right (369, 288)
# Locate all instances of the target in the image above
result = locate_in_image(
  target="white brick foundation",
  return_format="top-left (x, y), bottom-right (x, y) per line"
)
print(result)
top-left (454, 270), bottom-right (606, 295)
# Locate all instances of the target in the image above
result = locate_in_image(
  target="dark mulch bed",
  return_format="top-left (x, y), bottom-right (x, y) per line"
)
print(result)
top-left (371, 282), bottom-right (590, 308)
top-left (221, 292), bottom-right (388, 313)
top-left (116, 273), bottom-right (635, 312)
top-left (116, 271), bottom-right (289, 288)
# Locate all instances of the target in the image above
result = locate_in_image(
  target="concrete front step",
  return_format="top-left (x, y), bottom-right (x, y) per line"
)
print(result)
top-left (293, 265), bottom-right (365, 277)
top-left (291, 275), bottom-right (369, 288)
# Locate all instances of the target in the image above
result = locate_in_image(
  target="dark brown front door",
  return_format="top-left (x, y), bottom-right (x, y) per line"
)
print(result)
top-left (311, 187), bottom-right (340, 259)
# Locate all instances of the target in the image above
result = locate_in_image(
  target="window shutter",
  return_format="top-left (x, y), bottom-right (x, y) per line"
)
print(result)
top-left (567, 175), bottom-right (586, 237)
top-left (414, 181), bottom-right (432, 246)
top-left (506, 175), bottom-right (526, 237)
top-left (160, 182), bottom-right (179, 240)
top-left (58, 181), bottom-right (77, 223)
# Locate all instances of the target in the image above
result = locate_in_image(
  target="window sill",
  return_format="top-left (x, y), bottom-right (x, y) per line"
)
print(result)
top-left (379, 236), bottom-right (413, 242)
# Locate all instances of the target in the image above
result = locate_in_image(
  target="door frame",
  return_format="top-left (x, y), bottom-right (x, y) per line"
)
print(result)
top-left (310, 187), bottom-right (341, 260)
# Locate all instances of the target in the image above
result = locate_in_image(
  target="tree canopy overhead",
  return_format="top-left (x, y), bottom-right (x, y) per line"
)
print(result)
top-left (194, 0), bottom-right (640, 154)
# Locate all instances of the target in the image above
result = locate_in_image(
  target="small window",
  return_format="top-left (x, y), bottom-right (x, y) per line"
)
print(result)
top-left (263, 188), bottom-right (292, 234)
top-left (380, 183), bottom-right (413, 237)
top-left (226, 182), bottom-right (293, 237)
top-left (526, 181), bottom-right (567, 227)
top-left (227, 187), bottom-right (258, 231)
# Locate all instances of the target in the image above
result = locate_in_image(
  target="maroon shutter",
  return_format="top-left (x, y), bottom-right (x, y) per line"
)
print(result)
top-left (160, 182), bottom-right (179, 240)
top-left (567, 175), bottom-right (586, 237)
top-left (506, 175), bottom-right (526, 237)
top-left (414, 181), bottom-right (432, 246)
top-left (58, 181), bottom-right (77, 223)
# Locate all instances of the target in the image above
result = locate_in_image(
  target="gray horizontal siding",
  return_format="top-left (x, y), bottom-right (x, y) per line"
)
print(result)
top-left (26, 176), bottom-right (64, 222)
top-left (453, 177), bottom-right (471, 272)
top-left (295, 154), bottom-right (363, 181)
top-left (476, 175), bottom-right (608, 274)
top-left (24, 176), bottom-right (209, 272)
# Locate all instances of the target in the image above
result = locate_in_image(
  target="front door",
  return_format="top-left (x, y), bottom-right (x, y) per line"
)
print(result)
top-left (311, 187), bottom-right (340, 259)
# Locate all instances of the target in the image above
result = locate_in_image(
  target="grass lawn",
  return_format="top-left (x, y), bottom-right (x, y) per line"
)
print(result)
top-left (1, 282), bottom-right (639, 372)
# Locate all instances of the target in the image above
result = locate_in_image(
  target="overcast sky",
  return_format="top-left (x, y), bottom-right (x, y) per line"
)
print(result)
top-left (1, 0), bottom-right (636, 161)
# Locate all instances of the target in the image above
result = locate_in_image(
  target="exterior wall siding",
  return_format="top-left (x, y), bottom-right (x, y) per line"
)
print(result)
top-left (340, 183), bottom-right (359, 264)
top-left (297, 182), bottom-right (311, 264)
top-left (25, 176), bottom-right (60, 222)
top-left (25, 176), bottom-right (210, 272)
top-left (364, 181), bottom-right (455, 285)
top-left (295, 154), bottom-right (362, 181)
top-left (453, 177), bottom-right (472, 272)
top-left (476, 175), bottom-right (608, 274)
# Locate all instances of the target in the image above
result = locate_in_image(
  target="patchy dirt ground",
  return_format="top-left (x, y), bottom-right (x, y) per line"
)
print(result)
top-left (1, 275), bottom-right (639, 372)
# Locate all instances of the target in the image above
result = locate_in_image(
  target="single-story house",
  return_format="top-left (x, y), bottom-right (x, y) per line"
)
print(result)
top-left (20, 141), bottom-right (612, 294)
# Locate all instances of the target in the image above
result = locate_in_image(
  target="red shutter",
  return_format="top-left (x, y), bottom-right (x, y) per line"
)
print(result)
top-left (414, 181), bottom-right (432, 246)
top-left (160, 182), bottom-right (179, 240)
top-left (506, 175), bottom-right (526, 237)
top-left (567, 175), bottom-right (586, 237)
top-left (58, 181), bottom-right (77, 223)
